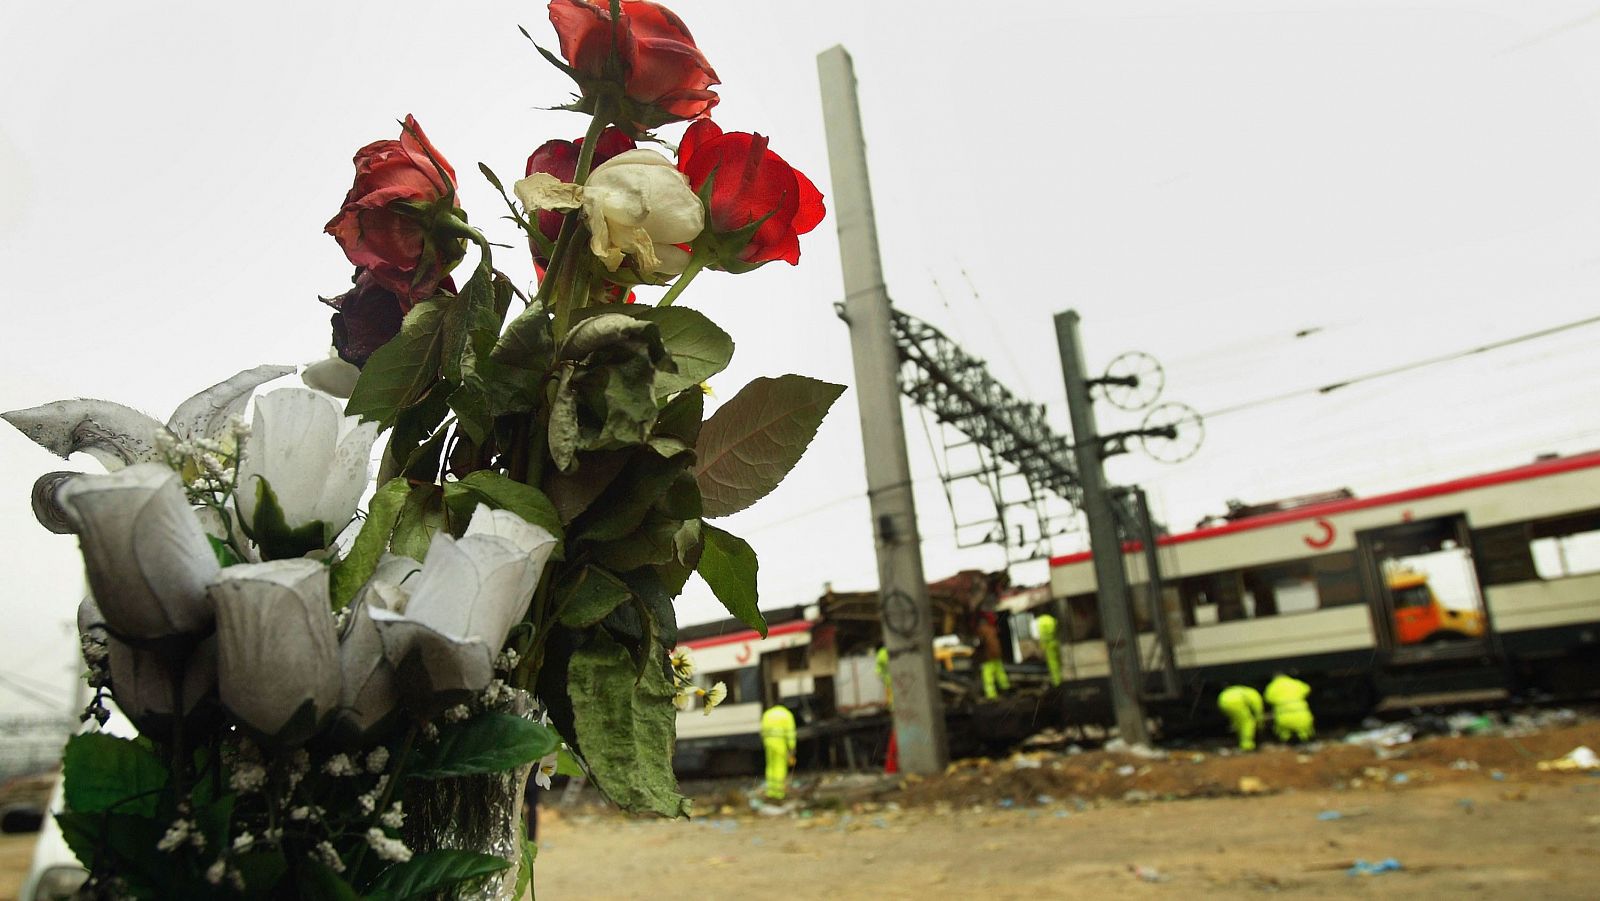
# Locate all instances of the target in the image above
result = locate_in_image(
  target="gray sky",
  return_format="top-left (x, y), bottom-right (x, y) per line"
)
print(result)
top-left (5, 0), bottom-right (1600, 717)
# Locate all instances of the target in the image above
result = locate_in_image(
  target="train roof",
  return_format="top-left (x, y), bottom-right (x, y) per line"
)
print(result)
top-left (1049, 449), bottom-right (1600, 569)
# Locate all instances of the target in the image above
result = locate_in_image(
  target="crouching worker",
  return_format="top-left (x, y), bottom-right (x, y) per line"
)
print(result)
top-left (1216, 685), bottom-right (1265, 751)
top-left (1265, 673), bottom-right (1315, 742)
top-left (760, 703), bottom-right (798, 802)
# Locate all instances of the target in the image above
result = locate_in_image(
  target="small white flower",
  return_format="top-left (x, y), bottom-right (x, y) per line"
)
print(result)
top-left (205, 860), bottom-right (227, 885)
top-left (669, 648), bottom-right (694, 678)
top-left (323, 754), bottom-right (357, 777)
top-left (534, 753), bottom-right (558, 790)
top-left (229, 763), bottom-right (267, 794)
top-left (366, 828), bottom-right (413, 863)
top-left (495, 648), bottom-right (521, 672)
top-left (443, 704), bottom-right (471, 723)
top-left (366, 747), bottom-right (390, 774)
top-left (673, 687), bottom-right (696, 712)
top-left (421, 722), bottom-right (440, 741)
top-left (264, 827), bottom-right (283, 843)
top-left (158, 819), bottom-right (193, 853)
top-left (314, 841), bottom-right (346, 873)
top-left (380, 802), bottom-right (405, 830)
top-left (703, 681), bottom-right (727, 715)
top-left (288, 806), bottom-right (312, 822)
top-left (232, 832), bottom-right (255, 852)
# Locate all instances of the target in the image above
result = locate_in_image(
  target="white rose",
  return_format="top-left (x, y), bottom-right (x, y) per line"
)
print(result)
top-left (210, 559), bottom-right (342, 742)
top-left (56, 463), bottom-right (219, 642)
top-left (235, 387), bottom-right (378, 548)
top-left (514, 149), bottom-right (704, 275)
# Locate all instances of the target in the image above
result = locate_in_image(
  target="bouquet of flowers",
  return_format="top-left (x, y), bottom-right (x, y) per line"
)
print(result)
top-left (6, 2), bottom-right (835, 897)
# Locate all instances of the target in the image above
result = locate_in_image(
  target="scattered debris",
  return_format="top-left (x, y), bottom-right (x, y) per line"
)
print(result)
top-left (1390, 773), bottom-right (1411, 785)
top-left (1129, 864), bottom-right (1165, 883)
top-left (1537, 746), bottom-right (1599, 772)
top-left (1315, 810), bottom-right (1344, 821)
top-left (1237, 776), bottom-right (1268, 794)
top-left (1105, 738), bottom-right (1168, 760)
top-left (1115, 765), bottom-right (1136, 777)
top-left (1344, 723), bottom-right (1414, 748)
top-left (1346, 858), bottom-right (1402, 877)
top-left (1448, 759), bottom-right (1480, 771)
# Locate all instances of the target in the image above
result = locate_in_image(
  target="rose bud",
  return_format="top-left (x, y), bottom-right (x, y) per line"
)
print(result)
top-left (235, 387), bottom-right (379, 558)
top-left (210, 559), bottom-right (342, 745)
top-left (676, 120), bottom-right (826, 270)
top-left (325, 115), bottom-right (467, 305)
top-left (515, 148), bottom-right (703, 274)
top-left (55, 463), bottom-right (219, 645)
top-left (547, 0), bottom-right (720, 133)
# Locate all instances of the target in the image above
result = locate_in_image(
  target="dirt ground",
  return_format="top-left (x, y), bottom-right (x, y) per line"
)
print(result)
top-left (3, 720), bottom-right (1598, 899)
top-left (536, 720), bottom-right (1600, 900)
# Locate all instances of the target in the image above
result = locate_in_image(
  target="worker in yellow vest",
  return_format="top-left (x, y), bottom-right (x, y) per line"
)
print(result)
top-left (975, 612), bottom-right (1010, 699)
top-left (760, 704), bottom-right (798, 802)
top-left (1264, 673), bottom-right (1314, 742)
top-left (1035, 613), bottom-right (1062, 686)
top-left (875, 645), bottom-right (893, 709)
top-left (1216, 685), bottom-right (1265, 750)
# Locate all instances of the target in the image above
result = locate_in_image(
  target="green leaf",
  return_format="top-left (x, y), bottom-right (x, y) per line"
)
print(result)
top-left (441, 470), bottom-right (563, 545)
top-left (654, 385), bottom-right (704, 446)
top-left (246, 477), bottom-right (329, 560)
top-left (567, 631), bottom-right (691, 818)
top-left (409, 712), bottom-right (561, 779)
top-left (555, 565), bottom-right (633, 628)
top-left (698, 524), bottom-right (765, 635)
top-left (62, 733), bottom-right (166, 817)
top-left (588, 511), bottom-right (680, 572)
top-left (572, 453), bottom-right (688, 543)
top-left (493, 301), bottom-right (555, 370)
top-left (331, 477), bottom-right (411, 608)
top-left (296, 861), bottom-right (360, 900)
top-left (447, 381), bottom-right (494, 444)
top-left (207, 534), bottom-right (242, 567)
top-left (554, 746), bottom-right (584, 778)
top-left (694, 375), bottom-right (845, 518)
top-left (441, 265), bottom-right (499, 385)
top-left (390, 483), bottom-right (447, 562)
top-left (57, 811), bottom-right (168, 894)
top-left (346, 297), bottom-right (448, 427)
top-left (368, 850), bottom-right (512, 900)
top-left (623, 306), bottom-right (733, 397)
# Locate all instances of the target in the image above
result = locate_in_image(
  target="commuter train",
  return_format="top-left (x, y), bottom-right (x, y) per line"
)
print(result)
top-left (1025, 451), bottom-right (1600, 723)
top-left (671, 452), bottom-right (1600, 765)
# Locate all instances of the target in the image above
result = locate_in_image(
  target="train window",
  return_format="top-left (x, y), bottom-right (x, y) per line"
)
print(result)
top-left (1312, 552), bottom-right (1363, 608)
top-left (1065, 593), bottom-right (1101, 641)
top-left (1180, 572), bottom-right (1246, 623)
top-left (1241, 561), bottom-right (1320, 617)
top-left (1529, 511), bottom-right (1600, 579)
top-left (786, 646), bottom-right (809, 671)
top-left (1473, 523), bottom-right (1539, 585)
top-left (703, 667), bottom-right (762, 705)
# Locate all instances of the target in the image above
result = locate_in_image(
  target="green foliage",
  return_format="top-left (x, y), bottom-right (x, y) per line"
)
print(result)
top-left (554, 565), bottom-right (632, 628)
top-left (441, 470), bottom-right (563, 545)
top-left (409, 713), bottom-right (561, 779)
top-left (331, 477), bottom-right (411, 608)
top-left (207, 534), bottom-right (242, 567)
top-left (295, 861), bottom-right (361, 900)
top-left (694, 375), bottom-right (845, 517)
top-left (697, 524), bottom-right (765, 635)
top-left (367, 850), bottom-right (512, 900)
top-left (493, 300), bottom-right (556, 370)
top-left (390, 483), bottom-right (447, 562)
top-left (346, 297), bottom-right (449, 427)
top-left (247, 477), bottom-right (329, 560)
top-left (621, 306), bottom-right (733, 397)
top-left (547, 312), bottom-right (674, 471)
top-left (62, 733), bottom-right (166, 817)
top-left (566, 631), bottom-right (690, 818)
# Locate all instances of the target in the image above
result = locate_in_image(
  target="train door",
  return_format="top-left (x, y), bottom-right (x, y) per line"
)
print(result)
top-left (1355, 515), bottom-right (1496, 664)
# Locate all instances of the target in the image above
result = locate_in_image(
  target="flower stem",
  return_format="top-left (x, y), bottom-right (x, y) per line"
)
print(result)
top-left (656, 255), bottom-right (708, 307)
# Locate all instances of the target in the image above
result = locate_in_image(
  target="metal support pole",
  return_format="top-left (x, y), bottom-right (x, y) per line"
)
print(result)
top-left (817, 46), bottom-right (948, 775)
top-left (1054, 310), bottom-right (1151, 745)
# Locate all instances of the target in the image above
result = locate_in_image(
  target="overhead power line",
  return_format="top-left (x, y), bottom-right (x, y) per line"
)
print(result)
top-left (1201, 313), bottom-right (1600, 421)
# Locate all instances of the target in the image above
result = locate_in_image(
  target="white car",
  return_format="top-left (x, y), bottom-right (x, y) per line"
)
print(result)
top-left (20, 707), bottom-right (135, 901)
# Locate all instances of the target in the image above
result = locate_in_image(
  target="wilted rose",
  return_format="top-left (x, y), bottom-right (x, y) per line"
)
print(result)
top-left (516, 148), bottom-right (703, 274)
top-left (325, 116), bottom-right (464, 305)
top-left (525, 128), bottom-right (636, 262)
top-left (547, 0), bottom-right (719, 132)
top-left (677, 120), bottom-right (826, 268)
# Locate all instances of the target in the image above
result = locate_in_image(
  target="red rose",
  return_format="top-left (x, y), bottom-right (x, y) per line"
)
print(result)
top-left (325, 115), bottom-right (463, 305)
top-left (524, 127), bottom-right (636, 259)
top-left (676, 120), bottom-right (825, 266)
top-left (547, 0), bottom-right (719, 131)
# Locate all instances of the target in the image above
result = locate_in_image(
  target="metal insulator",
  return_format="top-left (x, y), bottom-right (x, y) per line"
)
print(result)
top-left (31, 470), bottom-right (81, 534)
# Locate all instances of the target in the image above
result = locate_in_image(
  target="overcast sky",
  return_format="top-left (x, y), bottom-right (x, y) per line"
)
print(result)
top-left (5, 0), bottom-right (1600, 717)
